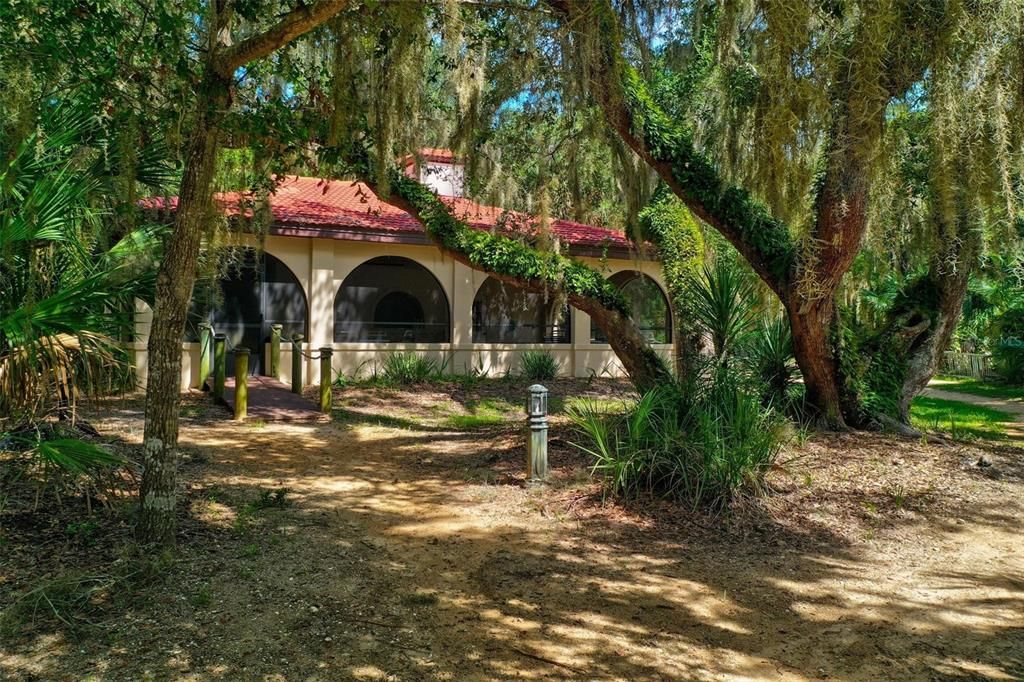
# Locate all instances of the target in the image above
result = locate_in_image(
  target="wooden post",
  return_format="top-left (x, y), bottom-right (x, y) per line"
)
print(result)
top-left (319, 346), bottom-right (333, 413)
top-left (291, 334), bottom-right (303, 394)
top-left (234, 347), bottom-right (249, 421)
top-left (213, 333), bottom-right (227, 401)
top-left (198, 323), bottom-right (213, 388)
top-left (270, 324), bottom-right (282, 380)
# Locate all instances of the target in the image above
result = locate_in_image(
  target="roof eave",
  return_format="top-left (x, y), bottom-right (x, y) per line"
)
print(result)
top-left (267, 222), bottom-right (643, 261)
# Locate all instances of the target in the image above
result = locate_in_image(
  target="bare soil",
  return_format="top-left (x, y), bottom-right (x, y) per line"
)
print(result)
top-left (2, 379), bottom-right (1022, 681)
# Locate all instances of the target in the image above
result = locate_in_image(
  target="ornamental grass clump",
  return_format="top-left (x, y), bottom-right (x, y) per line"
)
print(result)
top-left (567, 366), bottom-right (787, 508)
top-left (380, 352), bottom-right (440, 385)
top-left (521, 351), bottom-right (558, 381)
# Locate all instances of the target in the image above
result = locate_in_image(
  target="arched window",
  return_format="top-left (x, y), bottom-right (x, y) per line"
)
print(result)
top-left (186, 249), bottom-right (308, 375)
top-left (334, 256), bottom-right (450, 343)
top-left (591, 271), bottom-right (671, 344)
top-left (374, 292), bottom-right (424, 328)
top-left (472, 277), bottom-right (571, 344)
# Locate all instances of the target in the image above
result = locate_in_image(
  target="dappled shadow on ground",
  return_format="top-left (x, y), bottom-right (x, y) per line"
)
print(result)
top-left (2, 392), bottom-right (1023, 681)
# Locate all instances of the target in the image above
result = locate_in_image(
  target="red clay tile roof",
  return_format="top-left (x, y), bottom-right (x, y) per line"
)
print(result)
top-left (146, 175), bottom-right (637, 252)
top-left (413, 147), bottom-right (459, 164)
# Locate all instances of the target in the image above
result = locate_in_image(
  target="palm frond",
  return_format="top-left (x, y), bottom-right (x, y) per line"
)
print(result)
top-left (690, 259), bottom-right (759, 360)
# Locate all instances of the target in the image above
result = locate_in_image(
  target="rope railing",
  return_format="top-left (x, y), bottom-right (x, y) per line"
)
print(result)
top-left (200, 329), bottom-right (335, 417)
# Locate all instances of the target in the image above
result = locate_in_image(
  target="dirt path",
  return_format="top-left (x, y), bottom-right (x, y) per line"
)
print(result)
top-left (923, 385), bottom-right (1024, 420)
top-left (3, 390), bottom-right (1024, 680)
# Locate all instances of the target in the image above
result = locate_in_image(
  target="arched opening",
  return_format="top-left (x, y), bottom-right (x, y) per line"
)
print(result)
top-left (591, 271), bottom-right (671, 344)
top-left (374, 292), bottom-right (424, 328)
top-left (186, 249), bottom-right (308, 376)
top-left (334, 256), bottom-right (450, 343)
top-left (472, 277), bottom-right (571, 344)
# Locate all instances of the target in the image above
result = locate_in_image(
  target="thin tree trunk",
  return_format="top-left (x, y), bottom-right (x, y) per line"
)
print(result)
top-left (135, 1), bottom-right (350, 547)
top-left (137, 73), bottom-right (228, 546)
top-left (895, 262), bottom-right (975, 423)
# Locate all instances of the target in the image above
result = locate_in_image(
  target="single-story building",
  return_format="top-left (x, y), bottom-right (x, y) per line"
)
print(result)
top-left (133, 149), bottom-right (671, 389)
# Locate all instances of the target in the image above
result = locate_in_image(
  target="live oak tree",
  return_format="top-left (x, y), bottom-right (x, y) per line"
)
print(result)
top-left (547, 0), bottom-right (1023, 428)
top-left (138, 1), bottom-right (352, 547)
top-left (311, 0), bottom-right (1019, 428)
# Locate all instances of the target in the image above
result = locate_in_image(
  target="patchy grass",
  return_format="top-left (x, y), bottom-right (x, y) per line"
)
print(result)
top-left (441, 398), bottom-right (517, 430)
top-left (551, 395), bottom-right (634, 415)
top-left (932, 376), bottom-right (1024, 401)
top-left (911, 395), bottom-right (1016, 441)
top-left (443, 413), bottom-right (508, 430)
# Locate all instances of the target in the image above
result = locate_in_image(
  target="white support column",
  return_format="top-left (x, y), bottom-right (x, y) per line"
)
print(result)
top-left (571, 307), bottom-right (589, 378)
top-left (308, 239), bottom-right (335, 386)
top-left (451, 260), bottom-right (475, 372)
top-left (133, 298), bottom-right (153, 388)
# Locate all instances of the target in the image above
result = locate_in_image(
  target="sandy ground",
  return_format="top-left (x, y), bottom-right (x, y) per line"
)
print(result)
top-left (2, 381), bottom-right (1023, 681)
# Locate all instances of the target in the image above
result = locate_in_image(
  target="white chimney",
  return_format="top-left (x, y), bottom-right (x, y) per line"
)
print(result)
top-left (419, 157), bottom-right (465, 198)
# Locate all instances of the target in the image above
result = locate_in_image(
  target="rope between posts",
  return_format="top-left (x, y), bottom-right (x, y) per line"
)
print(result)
top-left (203, 328), bottom-right (329, 360)
top-left (291, 345), bottom-right (331, 361)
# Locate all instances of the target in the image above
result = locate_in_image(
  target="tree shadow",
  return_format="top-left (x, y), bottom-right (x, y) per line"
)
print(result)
top-left (2, 397), bottom-right (1022, 680)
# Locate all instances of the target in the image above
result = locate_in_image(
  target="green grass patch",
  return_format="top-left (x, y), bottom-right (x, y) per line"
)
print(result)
top-left (911, 396), bottom-right (1016, 442)
top-left (441, 398), bottom-right (517, 430)
top-left (333, 409), bottom-right (435, 431)
top-left (932, 376), bottom-right (1024, 401)
top-left (550, 395), bottom-right (634, 415)
top-left (443, 414), bottom-right (507, 429)
top-left (400, 592), bottom-right (439, 607)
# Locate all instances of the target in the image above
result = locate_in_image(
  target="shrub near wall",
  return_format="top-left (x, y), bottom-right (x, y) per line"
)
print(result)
top-left (521, 351), bottom-right (558, 382)
top-left (380, 353), bottom-right (440, 385)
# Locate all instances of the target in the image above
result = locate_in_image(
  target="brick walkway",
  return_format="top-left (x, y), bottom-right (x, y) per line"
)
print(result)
top-left (221, 376), bottom-right (329, 423)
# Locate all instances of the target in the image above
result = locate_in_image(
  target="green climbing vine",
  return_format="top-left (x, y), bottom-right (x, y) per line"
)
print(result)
top-left (620, 67), bottom-right (795, 286)
top-left (639, 187), bottom-right (705, 374)
top-left (390, 169), bottom-right (632, 316)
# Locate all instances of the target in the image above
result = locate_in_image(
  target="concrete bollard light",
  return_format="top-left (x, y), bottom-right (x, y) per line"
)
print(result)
top-left (213, 333), bottom-right (227, 401)
top-left (234, 347), bottom-right (250, 421)
top-left (526, 384), bottom-right (549, 483)
top-left (270, 324), bottom-right (282, 380)
top-left (319, 347), bottom-right (333, 414)
top-left (291, 334), bottom-right (304, 394)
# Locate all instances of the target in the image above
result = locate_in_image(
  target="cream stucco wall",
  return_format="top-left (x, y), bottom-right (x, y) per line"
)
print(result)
top-left (131, 234), bottom-right (672, 390)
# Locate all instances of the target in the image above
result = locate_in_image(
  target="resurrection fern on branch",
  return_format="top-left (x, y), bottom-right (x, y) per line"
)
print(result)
top-left (390, 171), bottom-right (630, 315)
top-left (384, 167), bottom-right (674, 392)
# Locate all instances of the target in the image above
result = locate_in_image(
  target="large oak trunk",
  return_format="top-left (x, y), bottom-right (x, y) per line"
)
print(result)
top-left (785, 297), bottom-right (844, 425)
top-left (134, 2), bottom-right (350, 547)
top-left (137, 75), bottom-right (228, 546)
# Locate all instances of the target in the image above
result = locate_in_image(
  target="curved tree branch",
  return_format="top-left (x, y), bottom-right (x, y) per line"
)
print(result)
top-left (379, 169), bottom-right (674, 392)
top-left (547, 0), bottom-right (795, 297)
top-left (215, 1), bottom-right (351, 76)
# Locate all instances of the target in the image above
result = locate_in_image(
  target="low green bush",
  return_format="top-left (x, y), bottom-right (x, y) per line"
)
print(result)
top-left (380, 353), bottom-right (439, 385)
top-left (993, 341), bottom-right (1024, 385)
top-left (567, 366), bottom-right (787, 508)
top-left (746, 313), bottom-right (797, 404)
top-left (520, 351), bottom-right (558, 382)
